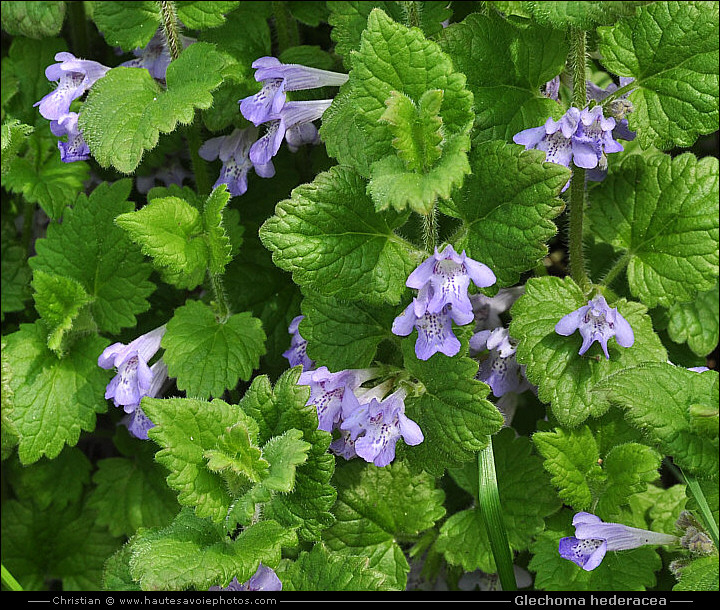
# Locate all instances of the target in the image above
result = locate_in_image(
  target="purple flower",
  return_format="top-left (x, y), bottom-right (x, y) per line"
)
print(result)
top-left (559, 512), bottom-right (677, 571)
top-left (393, 298), bottom-right (465, 361)
top-left (555, 294), bottom-right (634, 359)
top-left (513, 106), bottom-right (623, 190)
top-left (199, 127), bottom-right (275, 197)
top-left (282, 315), bottom-right (314, 370)
top-left (248, 100), bottom-right (332, 166)
top-left (298, 366), bottom-right (376, 432)
top-left (407, 245), bottom-right (496, 318)
top-left (35, 52), bottom-right (110, 121)
top-left (340, 388), bottom-right (423, 467)
top-left (98, 326), bottom-right (166, 413)
top-left (119, 359), bottom-right (167, 439)
top-left (688, 366), bottom-right (710, 373)
top-left (209, 564), bottom-right (282, 591)
top-left (50, 112), bottom-right (90, 163)
top-left (470, 328), bottom-right (531, 397)
top-left (543, 76), bottom-right (561, 101)
top-left (121, 29), bottom-right (194, 81)
top-left (240, 56), bottom-right (348, 126)
top-left (470, 286), bottom-right (524, 332)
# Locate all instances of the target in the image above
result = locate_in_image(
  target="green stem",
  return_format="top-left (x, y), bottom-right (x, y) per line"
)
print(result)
top-left (159, 1), bottom-right (182, 61)
top-left (272, 1), bottom-right (300, 54)
top-left (682, 470), bottom-right (720, 549)
top-left (209, 272), bottom-right (231, 323)
top-left (422, 208), bottom-right (438, 253)
top-left (568, 27), bottom-right (591, 293)
top-left (2, 564), bottom-right (23, 592)
top-left (477, 439), bottom-right (517, 591)
top-left (399, 1), bottom-right (421, 28)
top-left (602, 253), bottom-right (631, 288)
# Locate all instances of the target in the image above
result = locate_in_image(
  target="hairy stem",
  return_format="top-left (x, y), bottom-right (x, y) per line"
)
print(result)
top-left (272, 1), bottom-right (300, 54)
top-left (160, 1), bottom-right (182, 61)
top-left (568, 27), bottom-right (591, 293)
top-left (602, 253), bottom-right (631, 288)
top-left (422, 208), bottom-right (438, 253)
top-left (477, 439), bottom-right (517, 591)
top-left (209, 272), bottom-right (231, 323)
top-left (399, 0), bottom-right (421, 28)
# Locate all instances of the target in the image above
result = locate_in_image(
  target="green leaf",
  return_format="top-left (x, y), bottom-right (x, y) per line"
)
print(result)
top-left (401, 336), bottom-right (505, 475)
top-left (31, 270), bottom-right (93, 353)
top-left (5, 447), bottom-right (91, 511)
top-left (87, 455), bottom-right (178, 538)
top-left (239, 369), bottom-right (336, 541)
top-left (529, 510), bottom-right (663, 591)
top-left (0, 1), bottom-right (67, 38)
top-left (666, 283), bottom-right (719, 357)
top-left (259, 429), bottom-right (312, 493)
top-left (510, 276), bottom-right (668, 427)
top-left (594, 363), bottom-right (719, 478)
top-left (142, 396), bottom-right (248, 522)
top-left (1, 497), bottom-right (121, 591)
top-left (674, 556), bottom-right (720, 592)
top-left (90, 1), bottom-right (159, 51)
top-left (259, 165), bottom-right (420, 306)
top-left (323, 459), bottom-right (445, 590)
top-left (447, 141), bottom-right (569, 288)
top-left (522, 1), bottom-right (653, 29)
top-left (322, 8), bottom-right (474, 190)
top-left (203, 418), bottom-right (269, 484)
top-left (437, 428), bottom-right (561, 573)
top-left (439, 11), bottom-right (567, 143)
top-left (203, 184), bottom-right (234, 275)
top-left (597, 443), bottom-right (662, 520)
top-left (301, 290), bottom-right (397, 370)
top-left (597, 1), bottom-right (720, 150)
top-left (128, 508), bottom-right (296, 591)
top-left (1, 222), bottom-right (32, 320)
top-left (175, 1), bottom-right (240, 29)
top-left (2, 127), bottom-right (89, 220)
top-left (3, 322), bottom-right (111, 465)
top-left (30, 180), bottom-right (155, 334)
top-left (533, 426), bottom-right (603, 511)
top-left (277, 543), bottom-right (392, 591)
top-left (162, 300), bottom-right (266, 400)
top-left (588, 153), bottom-right (719, 308)
top-left (80, 42), bottom-right (227, 173)
top-left (327, 1), bottom-right (450, 66)
top-left (1, 119), bottom-right (33, 175)
top-left (368, 134), bottom-right (471, 215)
top-left (115, 195), bottom-right (208, 290)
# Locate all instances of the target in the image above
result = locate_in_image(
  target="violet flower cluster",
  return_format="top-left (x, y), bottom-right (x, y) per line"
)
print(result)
top-left (297, 366), bottom-right (423, 468)
top-left (555, 294), bottom-right (634, 359)
top-left (393, 245), bottom-right (497, 361)
top-left (559, 512), bottom-right (677, 571)
top-left (513, 105), bottom-right (626, 191)
top-left (209, 563), bottom-right (281, 591)
top-left (98, 325), bottom-right (169, 439)
top-left (283, 317), bottom-right (423, 467)
top-left (35, 52), bottom-right (110, 162)
top-left (239, 57), bottom-right (348, 167)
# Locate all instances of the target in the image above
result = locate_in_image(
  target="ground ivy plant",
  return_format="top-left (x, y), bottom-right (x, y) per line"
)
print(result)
top-left (1, 0), bottom-right (718, 594)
